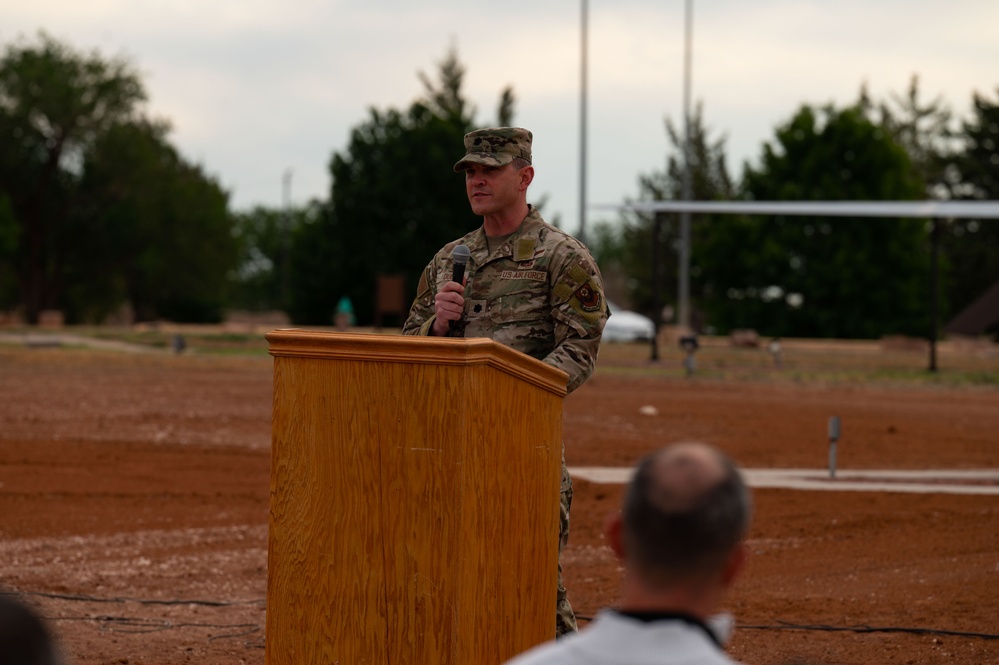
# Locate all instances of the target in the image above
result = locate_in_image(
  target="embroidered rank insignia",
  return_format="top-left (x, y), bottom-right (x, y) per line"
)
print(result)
top-left (574, 282), bottom-right (601, 312)
top-left (514, 238), bottom-right (536, 262)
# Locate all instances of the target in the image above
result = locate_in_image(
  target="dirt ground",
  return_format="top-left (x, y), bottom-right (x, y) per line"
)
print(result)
top-left (1, 336), bottom-right (997, 665)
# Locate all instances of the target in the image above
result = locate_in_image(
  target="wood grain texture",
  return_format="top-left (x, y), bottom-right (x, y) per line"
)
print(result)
top-left (266, 331), bottom-right (564, 665)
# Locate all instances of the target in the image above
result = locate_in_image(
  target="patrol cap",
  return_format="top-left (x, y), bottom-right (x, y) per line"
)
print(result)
top-left (453, 127), bottom-right (533, 172)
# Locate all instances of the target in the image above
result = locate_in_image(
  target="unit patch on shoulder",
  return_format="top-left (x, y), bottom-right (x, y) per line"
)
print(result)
top-left (568, 265), bottom-right (591, 286)
top-left (415, 269), bottom-right (430, 298)
top-left (574, 282), bottom-right (601, 312)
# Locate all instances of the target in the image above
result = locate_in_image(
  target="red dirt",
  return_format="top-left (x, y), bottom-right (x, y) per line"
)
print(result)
top-left (1, 342), bottom-right (997, 665)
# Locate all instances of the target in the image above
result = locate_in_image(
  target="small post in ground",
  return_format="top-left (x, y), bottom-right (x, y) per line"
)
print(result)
top-left (828, 415), bottom-right (841, 479)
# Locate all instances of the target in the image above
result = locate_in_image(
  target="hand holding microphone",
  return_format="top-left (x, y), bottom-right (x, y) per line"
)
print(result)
top-left (432, 245), bottom-right (469, 337)
top-left (450, 244), bottom-right (470, 285)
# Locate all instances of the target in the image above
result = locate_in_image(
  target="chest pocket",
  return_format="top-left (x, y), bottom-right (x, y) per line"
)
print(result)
top-left (432, 269), bottom-right (544, 322)
top-left (487, 270), bottom-right (550, 324)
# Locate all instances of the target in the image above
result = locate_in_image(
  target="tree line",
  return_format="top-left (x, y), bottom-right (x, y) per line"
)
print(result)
top-left (589, 81), bottom-right (999, 339)
top-left (1, 32), bottom-right (997, 339)
top-left (0, 33), bottom-right (234, 325)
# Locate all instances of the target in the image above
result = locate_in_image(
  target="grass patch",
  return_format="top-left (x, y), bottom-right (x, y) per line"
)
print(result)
top-left (3, 326), bottom-right (997, 389)
top-left (596, 338), bottom-right (999, 389)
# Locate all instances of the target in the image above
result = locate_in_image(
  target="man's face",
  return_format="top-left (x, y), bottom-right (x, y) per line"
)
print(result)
top-left (464, 162), bottom-right (526, 216)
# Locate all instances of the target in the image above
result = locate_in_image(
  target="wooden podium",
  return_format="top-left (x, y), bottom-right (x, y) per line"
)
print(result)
top-left (265, 330), bottom-right (567, 665)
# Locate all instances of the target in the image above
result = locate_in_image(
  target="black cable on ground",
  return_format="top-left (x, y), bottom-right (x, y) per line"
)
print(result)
top-left (44, 614), bottom-right (260, 639)
top-left (739, 620), bottom-right (999, 641)
top-left (1, 590), bottom-right (263, 607)
top-left (12, 592), bottom-right (998, 643)
top-left (1, 590), bottom-right (265, 644)
top-left (579, 614), bottom-right (999, 641)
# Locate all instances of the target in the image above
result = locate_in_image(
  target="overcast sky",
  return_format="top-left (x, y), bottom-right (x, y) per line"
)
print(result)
top-left (4, 0), bottom-right (998, 237)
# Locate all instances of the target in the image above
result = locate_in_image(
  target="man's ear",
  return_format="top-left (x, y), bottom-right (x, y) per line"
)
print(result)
top-left (721, 542), bottom-right (748, 588)
top-left (519, 165), bottom-right (535, 190)
top-left (603, 512), bottom-right (626, 561)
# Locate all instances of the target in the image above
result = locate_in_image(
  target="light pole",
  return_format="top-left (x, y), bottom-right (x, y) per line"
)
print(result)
top-left (282, 168), bottom-right (292, 308)
top-left (678, 0), bottom-right (693, 331)
top-left (579, 0), bottom-right (589, 246)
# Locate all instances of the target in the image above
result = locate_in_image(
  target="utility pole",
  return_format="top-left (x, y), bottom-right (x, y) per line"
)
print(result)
top-left (282, 169), bottom-right (292, 308)
top-left (678, 0), bottom-right (694, 330)
top-left (651, 214), bottom-right (663, 361)
top-left (929, 217), bottom-right (941, 372)
top-left (578, 0), bottom-right (589, 246)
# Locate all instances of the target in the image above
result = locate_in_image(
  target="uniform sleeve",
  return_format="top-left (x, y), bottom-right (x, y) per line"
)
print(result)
top-left (401, 263), bottom-right (437, 336)
top-left (544, 246), bottom-right (608, 393)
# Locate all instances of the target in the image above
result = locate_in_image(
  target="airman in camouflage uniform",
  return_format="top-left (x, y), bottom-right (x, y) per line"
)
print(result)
top-left (402, 127), bottom-right (608, 637)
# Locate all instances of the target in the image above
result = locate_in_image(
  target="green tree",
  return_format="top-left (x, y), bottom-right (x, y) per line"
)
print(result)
top-left (942, 88), bottom-right (999, 319)
top-left (586, 221), bottom-right (627, 274)
top-left (497, 87), bottom-right (516, 127)
top-left (720, 103), bottom-right (927, 339)
top-left (863, 79), bottom-right (999, 331)
top-left (872, 76), bottom-right (957, 198)
top-left (0, 32), bottom-right (145, 323)
top-left (74, 118), bottom-right (236, 323)
top-left (0, 194), bottom-right (16, 307)
top-left (290, 47), bottom-right (510, 325)
top-left (230, 203), bottom-right (320, 313)
top-left (595, 103), bottom-right (735, 324)
top-left (955, 88), bottom-right (999, 199)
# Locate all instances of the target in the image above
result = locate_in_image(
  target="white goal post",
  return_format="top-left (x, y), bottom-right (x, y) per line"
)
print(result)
top-left (590, 200), bottom-right (999, 371)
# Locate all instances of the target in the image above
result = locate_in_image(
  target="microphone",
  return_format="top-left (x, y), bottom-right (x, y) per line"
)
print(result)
top-left (448, 244), bottom-right (470, 337)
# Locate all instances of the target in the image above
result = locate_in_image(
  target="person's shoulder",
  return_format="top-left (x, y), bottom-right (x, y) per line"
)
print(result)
top-left (529, 216), bottom-right (592, 256)
top-left (434, 228), bottom-right (485, 260)
top-left (502, 639), bottom-right (574, 665)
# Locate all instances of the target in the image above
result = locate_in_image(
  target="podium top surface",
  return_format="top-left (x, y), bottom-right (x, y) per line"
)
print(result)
top-left (266, 329), bottom-right (568, 397)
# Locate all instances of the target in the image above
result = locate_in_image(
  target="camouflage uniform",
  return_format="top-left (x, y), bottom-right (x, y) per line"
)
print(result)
top-left (403, 203), bottom-right (607, 637)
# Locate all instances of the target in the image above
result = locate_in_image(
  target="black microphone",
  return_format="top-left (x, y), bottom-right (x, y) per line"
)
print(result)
top-left (448, 244), bottom-right (470, 337)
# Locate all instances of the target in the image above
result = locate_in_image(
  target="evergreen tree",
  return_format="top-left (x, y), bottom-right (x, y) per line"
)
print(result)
top-left (289, 47), bottom-right (513, 325)
top-left (728, 103), bottom-right (927, 339)
top-left (76, 118), bottom-right (236, 322)
top-left (0, 32), bottom-right (145, 322)
top-left (872, 76), bottom-right (958, 198)
top-left (597, 103), bottom-right (735, 326)
top-left (943, 88), bottom-right (999, 320)
top-left (230, 204), bottom-right (319, 313)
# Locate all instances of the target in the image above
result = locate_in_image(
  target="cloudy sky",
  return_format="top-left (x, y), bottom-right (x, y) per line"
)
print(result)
top-left (4, 0), bottom-right (998, 237)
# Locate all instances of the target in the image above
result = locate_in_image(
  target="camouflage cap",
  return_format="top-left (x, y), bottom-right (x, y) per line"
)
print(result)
top-left (453, 127), bottom-right (533, 172)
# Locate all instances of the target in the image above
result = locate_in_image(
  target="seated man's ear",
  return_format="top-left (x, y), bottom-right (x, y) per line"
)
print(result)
top-left (603, 511), bottom-right (626, 561)
top-left (722, 542), bottom-right (749, 587)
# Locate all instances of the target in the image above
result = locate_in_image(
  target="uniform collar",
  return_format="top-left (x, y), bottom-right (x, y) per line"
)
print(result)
top-left (466, 205), bottom-right (544, 263)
